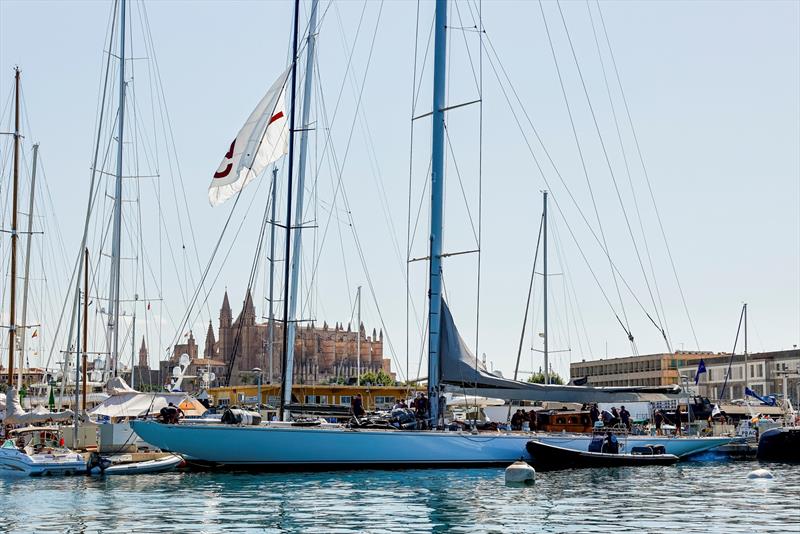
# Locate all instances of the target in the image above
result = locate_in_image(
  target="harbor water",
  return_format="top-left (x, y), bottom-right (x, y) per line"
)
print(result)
top-left (1, 459), bottom-right (798, 532)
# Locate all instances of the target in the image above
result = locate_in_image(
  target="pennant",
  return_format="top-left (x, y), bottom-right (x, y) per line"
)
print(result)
top-left (31, 329), bottom-right (38, 338)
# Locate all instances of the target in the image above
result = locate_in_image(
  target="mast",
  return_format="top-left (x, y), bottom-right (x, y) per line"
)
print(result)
top-left (743, 302), bottom-right (748, 392)
top-left (82, 249), bottom-right (89, 411)
top-left (74, 290), bottom-right (80, 443)
top-left (6, 68), bottom-right (21, 387)
top-left (427, 0), bottom-right (448, 427)
top-left (107, 0), bottom-right (127, 376)
top-left (18, 143), bottom-right (39, 389)
top-left (268, 166), bottom-right (278, 385)
top-left (543, 190), bottom-right (549, 385)
top-left (279, 0), bottom-right (303, 420)
top-left (356, 286), bottom-right (361, 386)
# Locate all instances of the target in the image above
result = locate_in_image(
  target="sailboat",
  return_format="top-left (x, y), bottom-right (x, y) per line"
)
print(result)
top-left (131, 0), bottom-right (732, 466)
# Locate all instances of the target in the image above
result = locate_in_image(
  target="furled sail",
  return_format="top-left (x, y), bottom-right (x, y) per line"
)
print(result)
top-left (3, 389), bottom-right (74, 425)
top-left (438, 299), bottom-right (681, 403)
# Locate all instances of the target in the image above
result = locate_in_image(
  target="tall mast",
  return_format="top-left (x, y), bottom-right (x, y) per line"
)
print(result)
top-left (427, 0), bottom-right (448, 427)
top-left (107, 0), bottom-right (127, 376)
top-left (282, 0), bottom-right (319, 421)
top-left (268, 166), bottom-right (278, 385)
top-left (279, 0), bottom-right (304, 420)
top-left (356, 286), bottom-right (361, 386)
top-left (543, 190), bottom-right (549, 385)
top-left (7, 68), bottom-right (21, 387)
top-left (18, 143), bottom-right (39, 389)
top-left (82, 249), bottom-right (89, 411)
top-left (743, 302), bottom-right (748, 391)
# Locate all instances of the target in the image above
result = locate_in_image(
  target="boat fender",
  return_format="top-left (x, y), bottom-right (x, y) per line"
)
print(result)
top-left (747, 468), bottom-right (773, 480)
top-left (505, 460), bottom-right (535, 485)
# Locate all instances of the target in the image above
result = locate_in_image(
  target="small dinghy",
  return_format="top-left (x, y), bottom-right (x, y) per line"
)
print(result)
top-left (88, 453), bottom-right (183, 475)
top-left (526, 438), bottom-right (679, 470)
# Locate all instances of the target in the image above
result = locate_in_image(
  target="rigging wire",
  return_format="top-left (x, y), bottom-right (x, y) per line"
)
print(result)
top-left (585, 0), bottom-right (671, 350)
top-left (595, 0), bottom-right (699, 349)
top-left (540, 0), bottom-right (636, 353)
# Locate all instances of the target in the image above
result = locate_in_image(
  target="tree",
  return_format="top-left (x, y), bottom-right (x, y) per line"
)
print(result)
top-left (527, 368), bottom-right (565, 385)
top-left (359, 369), bottom-right (395, 386)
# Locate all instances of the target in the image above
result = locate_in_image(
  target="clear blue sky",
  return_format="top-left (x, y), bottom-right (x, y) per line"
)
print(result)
top-left (1, 0), bottom-right (798, 382)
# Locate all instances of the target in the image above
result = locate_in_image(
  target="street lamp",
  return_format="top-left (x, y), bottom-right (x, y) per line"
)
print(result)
top-left (252, 367), bottom-right (262, 409)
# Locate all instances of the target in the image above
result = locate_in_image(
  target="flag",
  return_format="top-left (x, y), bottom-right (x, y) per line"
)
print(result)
top-left (31, 329), bottom-right (38, 338)
top-left (694, 358), bottom-right (706, 385)
top-left (147, 302), bottom-right (151, 310)
top-left (711, 404), bottom-right (721, 417)
top-left (208, 67), bottom-right (291, 206)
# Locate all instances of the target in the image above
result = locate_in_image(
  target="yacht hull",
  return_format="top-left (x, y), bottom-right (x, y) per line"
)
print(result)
top-left (130, 421), bottom-right (732, 467)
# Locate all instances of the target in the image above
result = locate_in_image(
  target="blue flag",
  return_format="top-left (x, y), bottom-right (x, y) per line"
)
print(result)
top-left (694, 359), bottom-right (707, 385)
top-left (745, 387), bottom-right (776, 406)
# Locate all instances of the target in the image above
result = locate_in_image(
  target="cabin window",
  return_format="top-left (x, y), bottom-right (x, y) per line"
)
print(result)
top-left (556, 417), bottom-right (566, 424)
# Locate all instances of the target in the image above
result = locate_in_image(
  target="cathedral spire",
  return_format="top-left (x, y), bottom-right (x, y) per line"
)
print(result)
top-left (204, 320), bottom-right (216, 358)
top-left (220, 290), bottom-right (232, 328)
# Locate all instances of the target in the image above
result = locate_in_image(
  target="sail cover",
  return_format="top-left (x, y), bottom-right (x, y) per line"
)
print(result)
top-left (438, 300), bottom-right (681, 403)
top-left (3, 388), bottom-right (74, 425)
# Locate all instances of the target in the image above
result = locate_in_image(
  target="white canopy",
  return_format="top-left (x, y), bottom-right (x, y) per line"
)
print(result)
top-left (3, 388), bottom-right (74, 425)
top-left (90, 391), bottom-right (207, 419)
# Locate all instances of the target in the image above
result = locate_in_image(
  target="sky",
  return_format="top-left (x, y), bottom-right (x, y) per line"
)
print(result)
top-left (0, 0), bottom-right (798, 383)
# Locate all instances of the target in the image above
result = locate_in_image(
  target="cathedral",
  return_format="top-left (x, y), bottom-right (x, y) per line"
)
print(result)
top-left (172, 290), bottom-right (393, 386)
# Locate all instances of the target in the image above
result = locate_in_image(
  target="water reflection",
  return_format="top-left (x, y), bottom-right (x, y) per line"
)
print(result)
top-left (0, 461), bottom-right (797, 533)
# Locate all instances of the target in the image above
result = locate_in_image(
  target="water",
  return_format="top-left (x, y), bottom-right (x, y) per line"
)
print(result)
top-left (1, 460), bottom-right (798, 533)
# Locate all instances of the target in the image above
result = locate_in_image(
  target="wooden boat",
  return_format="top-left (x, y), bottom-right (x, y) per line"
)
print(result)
top-left (526, 439), bottom-right (679, 469)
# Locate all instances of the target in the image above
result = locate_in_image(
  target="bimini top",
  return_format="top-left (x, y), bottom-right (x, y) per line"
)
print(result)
top-left (438, 299), bottom-right (682, 404)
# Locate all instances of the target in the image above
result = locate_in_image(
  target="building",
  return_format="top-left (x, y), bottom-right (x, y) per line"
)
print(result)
top-left (210, 383), bottom-right (415, 412)
top-left (164, 290), bottom-right (394, 389)
top-left (677, 349), bottom-right (800, 405)
top-left (569, 351), bottom-right (714, 388)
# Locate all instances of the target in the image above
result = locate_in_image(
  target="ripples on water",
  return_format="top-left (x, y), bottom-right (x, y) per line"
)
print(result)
top-left (0, 460), bottom-right (798, 533)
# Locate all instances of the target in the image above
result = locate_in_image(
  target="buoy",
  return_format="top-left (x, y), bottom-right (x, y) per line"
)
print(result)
top-left (747, 468), bottom-right (774, 479)
top-left (505, 460), bottom-right (535, 484)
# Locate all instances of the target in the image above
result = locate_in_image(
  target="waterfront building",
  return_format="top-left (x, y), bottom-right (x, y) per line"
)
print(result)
top-left (209, 383), bottom-right (415, 412)
top-left (677, 349), bottom-right (800, 405)
top-left (570, 349), bottom-right (800, 406)
top-left (569, 351), bottom-right (713, 388)
top-left (164, 290), bottom-right (394, 388)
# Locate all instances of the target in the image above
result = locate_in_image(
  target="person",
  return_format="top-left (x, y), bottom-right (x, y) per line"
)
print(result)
top-left (610, 407), bottom-right (621, 427)
top-left (351, 394), bottom-right (365, 418)
top-left (393, 399), bottom-right (405, 410)
top-left (654, 410), bottom-right (664, 436)
top-left (589, 404), bottom-right (600, 426)
top-left (601, 408), bottom-right (614, 427)
top-left (674, 405), bottom-right (682, 436)
top-left (416, 393), bottom-right (429, 419)
top-left (510, 409), bottom-right (524, 431)
top-left (527, 410), bottom-right (538, 432)
top-left (619, 406), bottom-right (631, 431)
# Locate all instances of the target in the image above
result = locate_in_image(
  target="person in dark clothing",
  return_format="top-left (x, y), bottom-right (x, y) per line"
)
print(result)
top-left (510, 409), bottom-right (524, 431)
top-left (674, 405), bottom-right (682, 436)
top-left (527, 410), bottom-right (538, 431)
top-left (416, 393), bottom-right (429, 418)
top-left (589, 404), bottom-right (600, 426)
top-left (610, 407), bottom-right (621, 427)
top-left (654, 410), bottom-right (664, 435)
top-left (351, 394), bottom-right (365, 418)
top-left (619, 405), bottom-right (631, 431)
